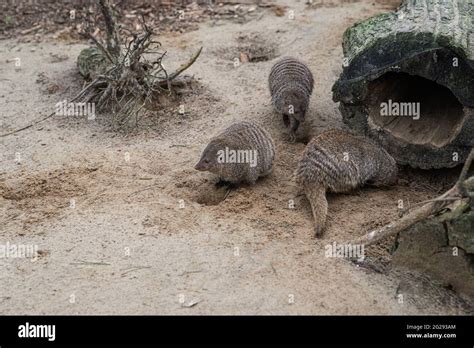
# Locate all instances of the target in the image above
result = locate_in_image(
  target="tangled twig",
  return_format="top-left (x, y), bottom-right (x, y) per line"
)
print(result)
top-left (75, 1), bottom-right (202, 128)
top-left (1, 0), bottom-right (202, 137)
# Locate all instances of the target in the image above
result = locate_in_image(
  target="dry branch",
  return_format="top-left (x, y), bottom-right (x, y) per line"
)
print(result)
top-left (163, 47), bottom-right (202, 83)
top-left (98, 0), bottom-right (121, 60)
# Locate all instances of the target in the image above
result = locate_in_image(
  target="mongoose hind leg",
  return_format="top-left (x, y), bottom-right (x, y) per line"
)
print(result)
top-left (367, 165), bottom-right (398, 187)
top-left (246, 169), bottom-right (259, 185)
top-left (260, 167), bottom-right (273, 178)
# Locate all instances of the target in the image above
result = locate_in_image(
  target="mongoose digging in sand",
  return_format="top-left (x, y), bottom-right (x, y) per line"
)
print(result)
top-left (195, 121), bottom-right (275, 185)
top-left (296, 129), bottom-right (398, 237)
top-left (268, 57), bottom-right (314, 141)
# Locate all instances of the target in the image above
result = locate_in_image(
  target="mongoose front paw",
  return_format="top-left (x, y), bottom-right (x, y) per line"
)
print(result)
top-left (314, 225), bottom-right (323, 238)
top-left (288, 132), bottom-right (296, 143)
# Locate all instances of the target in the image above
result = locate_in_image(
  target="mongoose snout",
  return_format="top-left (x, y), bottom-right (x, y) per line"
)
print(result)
top-left (195, 143), bottom-right (219, 171)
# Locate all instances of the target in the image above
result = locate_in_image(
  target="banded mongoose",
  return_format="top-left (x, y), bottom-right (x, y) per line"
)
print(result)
top-left (268, 57), bottom-right (314, 141)
top-left (195, 121), bottom-right (275, 184)
top-left (296, 129), bottom-right (398, 237)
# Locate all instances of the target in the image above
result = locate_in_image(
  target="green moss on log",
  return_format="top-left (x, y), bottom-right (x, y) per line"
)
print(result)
top-left (77, 47), bottom-right (109, 80)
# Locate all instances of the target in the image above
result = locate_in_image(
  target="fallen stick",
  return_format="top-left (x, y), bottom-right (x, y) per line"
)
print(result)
top-left (21, 24), bottom-right (41, 35)
top-left (347, 149), bottom-right (473, 247)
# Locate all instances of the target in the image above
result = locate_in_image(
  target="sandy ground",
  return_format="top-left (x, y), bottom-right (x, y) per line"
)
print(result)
top-left (1, 0), bottom-right (472, 314)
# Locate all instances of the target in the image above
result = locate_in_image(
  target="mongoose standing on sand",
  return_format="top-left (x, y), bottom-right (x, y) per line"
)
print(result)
top-left (195, 121), bottom-right (275, 185)
top-left (268, 57), bottom-right (314, 142)
top-left (296, 129), bottom-right (398, 236)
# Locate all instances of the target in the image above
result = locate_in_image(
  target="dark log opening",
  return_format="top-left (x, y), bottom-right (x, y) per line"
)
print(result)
top-left (366, 72), bottom-right (467, 148)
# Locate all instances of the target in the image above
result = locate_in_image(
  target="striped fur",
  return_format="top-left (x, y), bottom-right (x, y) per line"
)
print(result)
top-left (268, 57), bottom-right (314, 139)
top-left (296, 129), bottom-right (397, 236)
top-left (195, 122), bottom-right (275, 184)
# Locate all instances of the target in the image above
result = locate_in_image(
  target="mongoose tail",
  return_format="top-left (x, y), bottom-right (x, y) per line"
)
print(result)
top-left (304, 184), bottom-right (328, 237)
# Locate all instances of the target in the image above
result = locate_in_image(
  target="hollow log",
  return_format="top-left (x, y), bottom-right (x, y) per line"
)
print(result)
top-left (332, 0), bottom-right (474, 169)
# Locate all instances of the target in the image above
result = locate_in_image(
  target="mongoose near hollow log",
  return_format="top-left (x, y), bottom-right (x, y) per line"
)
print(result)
top-left (296, 129), bottom-right (398, 236)
top-left (268, 57), bottom-right (314, 141)
top-left (195, 121), bottom-right (275, 185)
